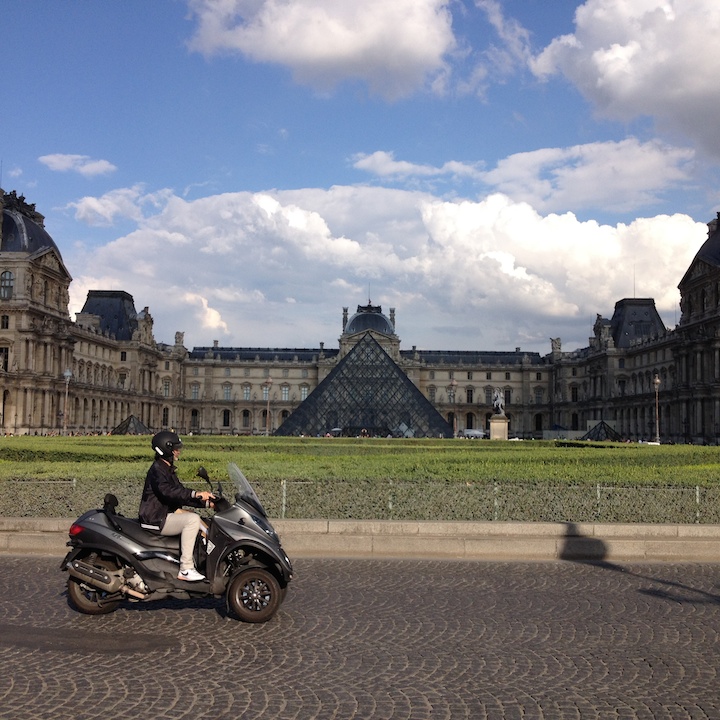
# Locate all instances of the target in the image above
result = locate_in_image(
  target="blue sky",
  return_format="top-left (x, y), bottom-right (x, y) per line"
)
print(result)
top-left (3, 0), bottom-right (720, 353)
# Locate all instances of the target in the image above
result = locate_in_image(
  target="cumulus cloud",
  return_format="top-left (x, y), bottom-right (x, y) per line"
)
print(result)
top-left (69, 185), bottom-right (706, 353)
top-left (68, 186), bottom-right (174, 226)
top-left (352, 139), bottom-right (694, 214)
top-left (481, 138), bottom-right (695, 213)
top-left (530, 0), bottom-right (720, 157)
top-left (38, 154), bottom-right (117, 177)
top-left (186, 0), bottom-right (455, 99)
top-left (352, 151), bottom-right (483, 180)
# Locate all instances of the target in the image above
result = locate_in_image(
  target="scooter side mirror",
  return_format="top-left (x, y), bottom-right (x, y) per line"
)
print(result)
top-left (197, 466), bottom-right (210, 482)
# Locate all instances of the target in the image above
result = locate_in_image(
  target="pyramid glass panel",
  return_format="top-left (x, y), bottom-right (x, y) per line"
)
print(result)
top-left (276, 334), bottom-right (452, 438)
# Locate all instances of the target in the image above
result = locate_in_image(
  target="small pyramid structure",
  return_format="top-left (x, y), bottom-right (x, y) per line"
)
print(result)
top-left (111, 414), bottom-right (151, 435)
top-left (276, 333), bottom-right (453, 438)
top-left (580, 420), bottom-right (623, 442)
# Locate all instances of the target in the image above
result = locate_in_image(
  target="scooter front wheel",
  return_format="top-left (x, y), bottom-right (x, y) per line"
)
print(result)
top-left (66, 556), bottom-right (122, 615)
top-left (226, 567), bottom-right (281, 623)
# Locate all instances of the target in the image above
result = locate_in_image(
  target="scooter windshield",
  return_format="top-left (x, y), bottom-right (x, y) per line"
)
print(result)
top-left (228, 462), bottom-right (268, 518)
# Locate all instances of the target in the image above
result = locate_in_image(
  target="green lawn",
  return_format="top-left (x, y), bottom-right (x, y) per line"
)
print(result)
top-left (2, 435), bottom-right (720, 522)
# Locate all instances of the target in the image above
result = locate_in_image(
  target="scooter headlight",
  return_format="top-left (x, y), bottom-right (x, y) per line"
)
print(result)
top-left (250, 514), bottom-right (279, 542)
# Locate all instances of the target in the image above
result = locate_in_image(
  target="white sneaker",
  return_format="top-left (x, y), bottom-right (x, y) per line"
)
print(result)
top-left (178, 568), bottom-right (205, 582)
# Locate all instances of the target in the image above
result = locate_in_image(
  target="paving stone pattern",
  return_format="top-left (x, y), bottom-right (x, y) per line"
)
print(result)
top-left (1, 556), bottom-right (719, 719)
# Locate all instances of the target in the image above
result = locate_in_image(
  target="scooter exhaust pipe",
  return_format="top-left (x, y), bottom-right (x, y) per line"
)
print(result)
top-left (67, 560), bottom-right (124, 593)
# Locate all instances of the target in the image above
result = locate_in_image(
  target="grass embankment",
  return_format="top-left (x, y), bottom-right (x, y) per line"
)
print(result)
top-left (1, 435), bottom-right (719, 522)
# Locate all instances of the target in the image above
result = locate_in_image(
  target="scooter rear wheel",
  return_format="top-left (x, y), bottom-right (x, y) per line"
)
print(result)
top-left (67, 556), bottom-right (122, 615)
top-left (226, 567), bottom-right (281, 623)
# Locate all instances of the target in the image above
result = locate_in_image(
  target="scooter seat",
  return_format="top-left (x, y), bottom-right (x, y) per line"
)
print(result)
top-left (113, 516), bottom-right (180, 551)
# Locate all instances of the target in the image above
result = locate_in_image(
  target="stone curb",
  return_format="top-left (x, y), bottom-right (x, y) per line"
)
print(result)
top-left (2, 517), bottom-right (720, 561)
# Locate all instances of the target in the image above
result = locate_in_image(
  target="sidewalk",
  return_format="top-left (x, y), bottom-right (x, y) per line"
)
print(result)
top-left (2, 517), bottom-right (720, 561)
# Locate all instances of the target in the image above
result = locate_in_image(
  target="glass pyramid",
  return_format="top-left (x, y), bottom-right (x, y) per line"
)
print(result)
top-left (275, 333), bottom-right (453, 438)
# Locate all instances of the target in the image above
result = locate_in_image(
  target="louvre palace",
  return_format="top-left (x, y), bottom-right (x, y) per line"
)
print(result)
top-left (2, 187), bottom-right (720, 442)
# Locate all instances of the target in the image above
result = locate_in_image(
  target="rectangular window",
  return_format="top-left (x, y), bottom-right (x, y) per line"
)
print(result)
top-left (504, 388), bottom-right (511, 407)
top-left (191, 384), bottom-right (200, 400)
top-left (118, 373), bottom-right (126, 389)
top-left (485, 388), bottom-right (493, 406)
top-left (486, 372), bottom-right (492, 380)
top-left (535, 388), bottom-right (543, 405)
top-left (282, 368), bottom-right (289, 378)
top-left (165, 361), bottom-right (170, 371)
top-left (163, 380), bottom-right (170, 397)
top-left (243, 385), bottom-right (251, 401)
top-left (262, 385), bottom-right (269, 401)
top-left (0, 347), bottom-right (8, 372)
top-left (505, 372), bottom-right (511, 380)
top-left (466, 388), bottom-right (474, 404)
top-left (467, 372), bottom-right (473, 380)
top-left (429, 387), bottom-right (436, 402)
top-left (1, 315), bottom-right (8, 329)
top-left (282, 385), bottom-right (289, 401)
top-left (301, 386), bottom-right (308, 400)
top-left (193, 367), bottom-right (199, 376)
top-left (120, 351), bottom-right (127, 361)
top-left (571, 386), bottom-right (579, 402)
top-left (223, 385), bottom-right (231, 401)
top-left (536, 372), bottom-right (542, 381)
top-left (162, 407), bottom-right (169, 425)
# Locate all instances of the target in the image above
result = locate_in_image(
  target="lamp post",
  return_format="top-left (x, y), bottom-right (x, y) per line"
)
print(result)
top-left (449, 377), bottom-right (457, 437)
top-left (653, 373), bottom-right (661, 444)
top-left (264, 376), bottom-right (273, 436)
top-left (62, 369), bottom-right (72, 436)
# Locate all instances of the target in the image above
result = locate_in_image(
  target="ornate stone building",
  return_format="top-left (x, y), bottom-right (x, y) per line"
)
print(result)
top-left (2, 187), bottom-right (720, 442)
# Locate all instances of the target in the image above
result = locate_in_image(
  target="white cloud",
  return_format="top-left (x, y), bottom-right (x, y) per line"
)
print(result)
top-left (68, 185), bottom-right (706, 353)
top-left (187, 0), bottom-right (455, 99)
top-left (38, 154), bottom-right (117, 177)
top-left (352, 139), bottom-right (694, 214)
top-left (481, 137), bottom-right (695, 213)
top-left (68, 186), bottom-right (174, 226)
top-left (352, 151), bottom-right (483, 180)
top-left (530, 0), bottom-right (720, 157)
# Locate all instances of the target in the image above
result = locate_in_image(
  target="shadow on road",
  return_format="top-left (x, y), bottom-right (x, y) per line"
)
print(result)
top-left (559, 521), bottom-right (720, 605)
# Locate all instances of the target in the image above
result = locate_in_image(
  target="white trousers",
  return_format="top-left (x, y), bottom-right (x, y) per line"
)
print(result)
top-left (161, 511), bottom-right (201, 571)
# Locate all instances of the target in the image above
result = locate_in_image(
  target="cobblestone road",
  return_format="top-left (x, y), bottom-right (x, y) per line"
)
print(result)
top-left (1, 556), bottom-right (719, 719)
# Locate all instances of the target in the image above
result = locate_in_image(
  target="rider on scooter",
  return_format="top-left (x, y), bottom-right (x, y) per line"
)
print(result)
top-left (139, 431), bottom-right (214, 582)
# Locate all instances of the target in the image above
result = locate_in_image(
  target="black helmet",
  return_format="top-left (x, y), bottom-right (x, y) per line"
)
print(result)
top-left (152, 431), bottom-right (183, 460)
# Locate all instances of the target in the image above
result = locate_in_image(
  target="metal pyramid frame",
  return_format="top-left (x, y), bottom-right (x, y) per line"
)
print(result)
top-left (276, 333), bottom-right (453, 438)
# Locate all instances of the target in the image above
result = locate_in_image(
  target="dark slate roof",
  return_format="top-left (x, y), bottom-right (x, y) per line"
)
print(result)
top-left (345, 303), bottom-right (395, 336)
top-left (608, 298), bottom-right (665, 349)
top-left (188, 347), bottom-right (339, 362)
top-left (79, 291), bottom-right (139, 341)
top-left (678, 214), bottom-right (720, 287)
top-left (402, 349), bottom-right (545, 366)
top-left (2, 203), bottom-right (60, 255)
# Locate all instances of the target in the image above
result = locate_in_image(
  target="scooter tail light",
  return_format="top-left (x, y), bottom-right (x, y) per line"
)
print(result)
top-left (68, 523), bottom-right (84, 537)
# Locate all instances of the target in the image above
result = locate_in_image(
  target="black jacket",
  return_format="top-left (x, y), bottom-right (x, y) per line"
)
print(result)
top-left (138, 457), bottom-right (204, 529)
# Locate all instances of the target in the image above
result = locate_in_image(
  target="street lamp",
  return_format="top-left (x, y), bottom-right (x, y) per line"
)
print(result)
top-left (449, 377), bottom-right (458, 437)
top-left (62, 368), bottom-right (72, 436)
top-left (653, 373), bottom-right (661, 444)
top-left (264, 376), bottom-right (273, 436)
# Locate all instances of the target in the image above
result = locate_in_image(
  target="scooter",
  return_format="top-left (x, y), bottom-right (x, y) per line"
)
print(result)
top-left (60, 462), bottom-right (293, 623)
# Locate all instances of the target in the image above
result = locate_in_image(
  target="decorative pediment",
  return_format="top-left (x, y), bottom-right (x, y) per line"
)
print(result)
top-left (28, 248), bottom-right (72, 281)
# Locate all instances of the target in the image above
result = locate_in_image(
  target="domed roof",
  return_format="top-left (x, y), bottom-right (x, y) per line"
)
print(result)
top-left (1, 190), bottom-right (61, 256)
top-left (344, 303), bottom-right (395, 336)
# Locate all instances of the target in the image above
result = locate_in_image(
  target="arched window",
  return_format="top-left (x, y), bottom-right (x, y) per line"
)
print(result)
top-left (0, 271), bottom-right (14, 300)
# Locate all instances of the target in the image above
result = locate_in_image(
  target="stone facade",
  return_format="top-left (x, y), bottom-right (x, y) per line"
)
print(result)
top-left (2, 188), bottom-right (720, 442)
